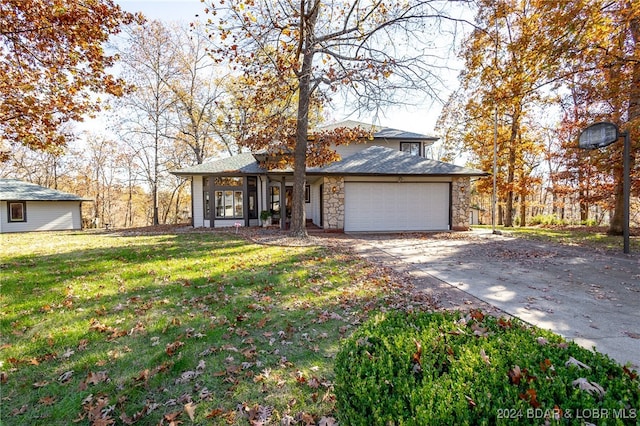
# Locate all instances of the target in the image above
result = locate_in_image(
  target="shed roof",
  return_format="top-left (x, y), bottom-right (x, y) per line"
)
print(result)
top-left (0, 179), bottom-right (90, 201)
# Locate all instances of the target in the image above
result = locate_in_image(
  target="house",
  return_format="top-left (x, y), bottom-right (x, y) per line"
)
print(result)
top-left (171, 121), bottom-right (488, 232)
top-left (0, 179), bottom-right (89, 233)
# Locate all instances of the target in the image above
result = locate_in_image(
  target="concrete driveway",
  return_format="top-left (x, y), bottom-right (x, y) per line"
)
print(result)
top-left (349, 229), bottom-right (640, 370)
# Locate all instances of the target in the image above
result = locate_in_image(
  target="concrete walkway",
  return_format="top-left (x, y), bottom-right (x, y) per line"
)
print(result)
top-left (349, 229), bottom-right (640, 370)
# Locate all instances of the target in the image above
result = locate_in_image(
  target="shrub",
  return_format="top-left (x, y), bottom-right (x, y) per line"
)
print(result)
top-left (335, 311), bottom-right (640, 425)
top-left (530, 214), bottom-right (566, 226)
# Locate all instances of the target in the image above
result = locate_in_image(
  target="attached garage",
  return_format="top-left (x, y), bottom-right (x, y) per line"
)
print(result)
top-left (344, 181), bottom-right (450, 232)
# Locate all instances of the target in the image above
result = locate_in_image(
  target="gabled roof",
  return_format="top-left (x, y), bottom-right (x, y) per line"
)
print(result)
top-left (318, 120), bottom-right (438, 141)
top-left (309, 146), bottom-right (487, 176)
top-left (0, 179), bottom-right (90, 201)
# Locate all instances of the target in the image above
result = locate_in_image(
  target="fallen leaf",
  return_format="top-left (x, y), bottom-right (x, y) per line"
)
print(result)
top-left (508, 365), bottom-right (522, 385)
top-left (58, 370), bottom-right (74, 383)
top-left (465, 395), bottom-right (477, 408)
top-left (39, 395), bottom-right (57, 405)
top-left (166, 340), bottom-right (185, 356)
top-left (471, 323), bottom-right (488, 337)
top-left (163, 410), bottom-right (182, 425)
top-left (412, 339), bottom-right (422, 365)
top-left (11, 404), bottom-right (28, 416)
top-left (319, 416), bottom-right (337, 426)
top-left (85, 370), bottom-right (109, 385)
top-left (565, 356), bottom-right (591, 370)
top-left (519, 388), bottom-right (540, 408)
top-left (480, 348), bottom-right (490, 365)
top-left (297, 412), bottom-right (315, 426)
top-left (206, 408), bottom-right (224, 419)
top-left (184, 402), bottom-right (196, 421)
top-left (572, 378), bottom-right (606, 400)
top-left (470, 309), bottom-right (484, 321)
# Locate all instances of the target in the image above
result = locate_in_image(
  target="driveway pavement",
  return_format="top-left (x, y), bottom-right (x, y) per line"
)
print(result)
top-left (348, 229), bottom-right (640, 370)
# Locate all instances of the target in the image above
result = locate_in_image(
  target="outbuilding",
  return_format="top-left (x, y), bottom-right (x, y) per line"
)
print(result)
top-left (0, 179), bottom-right (89, 233)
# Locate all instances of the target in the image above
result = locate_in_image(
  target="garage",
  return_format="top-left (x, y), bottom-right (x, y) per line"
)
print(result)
top-left (344, 182), bottom-right (450, 232)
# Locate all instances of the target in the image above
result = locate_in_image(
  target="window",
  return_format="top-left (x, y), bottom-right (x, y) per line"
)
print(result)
top-left (214, 177), bottom-right (242, 186)
top-left (203, 177), bottom-right (210, 219)
top-left (212, 176), bottom-right (245, 219)
top-left (9, 202), bottom-right (26, 222)
top-left (247, 177), bottom-right (258, 219)
top-left (305, 185), bottom-right (310, 203)
top-left (400, 142), bottom-right (421, 156)
top-left (270, 186), bottom-right (280, 215)
top-left (215, 190), bottom-right (243, 218)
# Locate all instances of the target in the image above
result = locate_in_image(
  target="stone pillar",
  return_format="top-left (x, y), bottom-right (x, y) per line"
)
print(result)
top-left (451, 177), bottom-right (470, 231)
top-left (323, 176), bottom-right (344, 231)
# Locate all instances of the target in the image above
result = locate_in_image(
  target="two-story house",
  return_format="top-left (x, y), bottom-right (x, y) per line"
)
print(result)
top-left (171, 120), bottom-right (488, 232)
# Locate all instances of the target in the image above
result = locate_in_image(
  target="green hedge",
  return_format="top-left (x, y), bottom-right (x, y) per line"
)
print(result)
top-left (335, 311), bottom-right (639, 425)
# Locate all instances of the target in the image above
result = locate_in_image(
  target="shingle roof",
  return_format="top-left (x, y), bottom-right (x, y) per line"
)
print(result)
top-left (171, 146), bottom-right (488, 177)
top-left (310, 146), bottom-right (488, 176)
top-left (318, 120), bottom-right (438, 140)
top-left (171, 153), bottom-right (266, 175)
top-left (0, 179), bottom-right (90, 201)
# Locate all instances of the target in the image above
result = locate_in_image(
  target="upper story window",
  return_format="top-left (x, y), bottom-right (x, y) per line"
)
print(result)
top-left (214, 177), bottom-right (242, 186)
top-left (9, 202), bottom-right (26, 222)
top-left (400, 142), bottom-right (421, 156)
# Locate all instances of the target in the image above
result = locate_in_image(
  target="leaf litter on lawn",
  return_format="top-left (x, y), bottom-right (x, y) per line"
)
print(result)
top-left (1, 229), bottom-right (435, 425)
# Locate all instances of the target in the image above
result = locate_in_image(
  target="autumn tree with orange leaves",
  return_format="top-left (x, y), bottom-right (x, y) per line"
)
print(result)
top-left (205, 0), bottom-right (461, 237)
top-left (0, 0), bottom-right (142, 154)
top-left (440, 0), bottom-right (638, 232)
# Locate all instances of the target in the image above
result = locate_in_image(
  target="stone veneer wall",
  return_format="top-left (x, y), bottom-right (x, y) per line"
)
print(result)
top-left (451, 176), bottom-right (471, 231)
top-left (323, 176), bottom-right (344, 230)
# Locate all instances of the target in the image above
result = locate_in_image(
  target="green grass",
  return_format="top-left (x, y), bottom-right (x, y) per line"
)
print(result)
top-left (472, 225), bottom-right (640, 252)
top-left (0, 230), bottom-right (413, 425)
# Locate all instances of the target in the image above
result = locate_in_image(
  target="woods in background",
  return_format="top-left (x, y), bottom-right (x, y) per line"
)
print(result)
top-left (1, 1), bottom-right (638, 231)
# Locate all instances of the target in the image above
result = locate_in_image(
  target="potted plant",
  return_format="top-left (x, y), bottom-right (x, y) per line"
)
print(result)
top-left (260, 210), bottom-right (272, 227)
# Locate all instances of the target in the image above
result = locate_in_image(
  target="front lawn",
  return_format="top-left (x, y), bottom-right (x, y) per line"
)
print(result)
top-left (473, 225), bottom-right (640, 252)
top-left (0, 229), bottom-right (422, 425)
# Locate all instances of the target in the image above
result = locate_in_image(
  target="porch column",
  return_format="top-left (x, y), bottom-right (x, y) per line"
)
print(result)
top-left (323, 176), bottom-right (344, 231)
top-left (280, 177), bottom-right (286, 230)
top-left (243, 176), bottom-right (249, 227)
top-left (451, 177), bottom-right (471, 231)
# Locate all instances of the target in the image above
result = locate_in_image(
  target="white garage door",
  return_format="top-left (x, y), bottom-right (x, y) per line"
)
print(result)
top-left (344, 182), bottom-right (450, 232)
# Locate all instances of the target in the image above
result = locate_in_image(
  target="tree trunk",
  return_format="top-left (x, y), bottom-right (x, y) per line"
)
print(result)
top-left (609, 10), bottom-right (639, 235)
top-left (504, 105), bottom-right (521, 227)
top-left (290, 1), bottom-right (319, 238)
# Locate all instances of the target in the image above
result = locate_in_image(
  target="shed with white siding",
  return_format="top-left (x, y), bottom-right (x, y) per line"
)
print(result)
top-left (0, 179), bottom-right (90, 233)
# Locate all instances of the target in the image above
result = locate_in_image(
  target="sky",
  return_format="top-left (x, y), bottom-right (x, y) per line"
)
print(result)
top-left (112, 0), bottom-right (463, 136)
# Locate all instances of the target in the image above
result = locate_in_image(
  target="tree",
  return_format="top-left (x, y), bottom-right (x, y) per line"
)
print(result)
top-left (0, 0), bottom-right (142, 152)
top-left (114, 21), bottom-right (181, 225)
top-left (555, 0), bottom-right (639, 234)
top-left (164, 23), bottom-right (227, 164)
top-left (113, 21), bottom-right (235, 225)
top-left (206, 0), bottom-right (463, 237)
